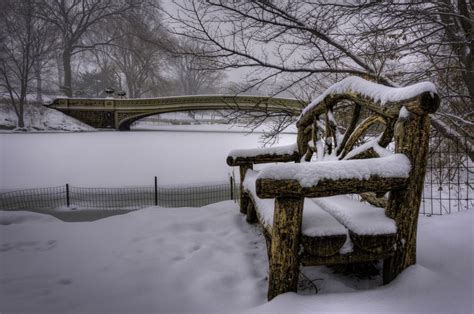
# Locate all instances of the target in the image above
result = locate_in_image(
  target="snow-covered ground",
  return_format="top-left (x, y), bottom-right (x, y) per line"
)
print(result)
top-left (0, 102), bottom-right (93, 131)
top-left (0, 202), bottom-right (472, 313)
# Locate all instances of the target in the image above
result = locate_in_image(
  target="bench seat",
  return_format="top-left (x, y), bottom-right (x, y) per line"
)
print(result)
top-left (244, 170), bottom-right (397, 256)
top-left (244, 170), bottom-right (350, 257)
top-left (312, 196), bottom-right (397, 254)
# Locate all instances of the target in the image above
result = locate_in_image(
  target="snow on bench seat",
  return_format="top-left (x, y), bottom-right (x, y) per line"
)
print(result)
top-left (312, 195), bottom-right (397, 253)
top-left (243, 170), bottom-right (352, 255)
top-left (312, 195), bottom-right (396, 235)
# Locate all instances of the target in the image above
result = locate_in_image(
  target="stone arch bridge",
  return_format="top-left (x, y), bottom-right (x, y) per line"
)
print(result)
top-left (49, 95), bottom-right (304, 130)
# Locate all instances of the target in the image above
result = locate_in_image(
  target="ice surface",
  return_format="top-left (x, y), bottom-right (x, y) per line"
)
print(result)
top-left (258, 154), bottom-right (411, 187)
top-left (0, 131), bottom-right (297, 189)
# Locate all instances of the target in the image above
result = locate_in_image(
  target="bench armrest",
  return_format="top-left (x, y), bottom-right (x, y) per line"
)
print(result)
top-left (255, 154), bottom-right (410, 198)
top-left (227, 143), bottom-right (299, 166)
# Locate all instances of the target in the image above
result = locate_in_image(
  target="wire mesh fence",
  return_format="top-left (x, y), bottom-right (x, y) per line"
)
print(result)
top-left (0, 178), bottom-right (236, 214)
top-left (69, 186), bottom-right (156, 210)
top-left (1, 135), bottom-right (472, 218)
top-left (1, 186), bottom-right (67, 211)
top-left (421, 136), bottom-right (473, 215)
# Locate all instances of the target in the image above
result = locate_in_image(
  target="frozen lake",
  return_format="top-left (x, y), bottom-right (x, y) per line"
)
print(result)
top-left (0, 129), bottom-right (296, 189)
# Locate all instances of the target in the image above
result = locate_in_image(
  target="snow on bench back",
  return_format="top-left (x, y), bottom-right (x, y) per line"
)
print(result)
top-left (258, 154), bottom-right (410, 188)
top-left (228, 143), bottom-right (298, 159)
top-left (299, 76), bottom-right (437, 120)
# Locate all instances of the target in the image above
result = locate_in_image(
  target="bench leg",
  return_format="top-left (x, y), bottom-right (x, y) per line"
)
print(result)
top-left (383, 256), bottom-right (398, 284)
top-left (263, 230), bottom-right (272, 263)
top-left (240, 193), bottom-right (250, 215)
top-left (246, 199), bottom-right (257, 223)
top-left (383, 107), bottom-right (430, 284)
top-left (383, 238), bottom-right (417, 284)
top-left (239, 164), bottom-right (253, 214)
top-left (267, 196), bottom-right (304, 301)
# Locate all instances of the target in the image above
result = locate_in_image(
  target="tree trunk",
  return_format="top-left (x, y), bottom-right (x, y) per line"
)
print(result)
top-left (16, 93), bottom-right (25, 128)
top-left (56, 53), bottom-right (63, 89)
top-left (35, 61), bottom-right (43, 103)
top-left (126, 75), bottom-right (135, 98)
top-left (17, 104), bottom-right (25, 128)
top-left (62, 48), bottom-right (72, 97)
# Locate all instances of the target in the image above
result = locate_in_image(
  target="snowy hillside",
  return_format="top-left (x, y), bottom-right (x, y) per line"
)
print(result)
top-left (1, 202), bottom-right (472, 313)
top-left (0, 102), bottom-right (94, 131)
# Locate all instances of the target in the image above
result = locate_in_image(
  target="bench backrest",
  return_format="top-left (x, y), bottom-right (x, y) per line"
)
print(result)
top-left (295, 77), bottom-right (439, 272)
top-left (296, 77), bottom-right (439, 163)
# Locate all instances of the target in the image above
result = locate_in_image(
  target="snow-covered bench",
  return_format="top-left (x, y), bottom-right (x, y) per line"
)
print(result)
top-left (226, 76), bottom-right (439, 300)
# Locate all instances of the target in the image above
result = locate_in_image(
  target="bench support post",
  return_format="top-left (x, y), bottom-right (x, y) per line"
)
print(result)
top-left (246, 199), bottom-right (258, 223)
top-left (268, 196), bottom-right (304, 300)
top-left (239, 164), bottom-right (253, 214)
top-left (384, 112), bottom-right (431, 284)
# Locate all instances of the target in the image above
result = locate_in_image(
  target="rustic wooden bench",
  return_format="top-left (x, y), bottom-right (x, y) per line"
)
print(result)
top-left (226, 76), bottom-right (439, 300)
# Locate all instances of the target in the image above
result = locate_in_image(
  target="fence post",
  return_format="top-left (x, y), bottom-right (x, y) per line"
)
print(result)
top-left (154, 176), bottom-right (158, 206)
top-left (229, 176), bottom-right (234, 200)
top-left (66, 183), bottom-right (70, 207)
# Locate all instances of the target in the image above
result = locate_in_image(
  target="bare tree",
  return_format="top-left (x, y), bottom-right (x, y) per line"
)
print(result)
top-left (81, 1), bottom-right (174, 98)
top-left (340, 0), bottom-right (473, 159)
top-left (74, 54), bottom-right (122, 97)
top-left (166, 0), bottom-right (472, 158)
top-left (35, 0), bottom-right (142, 97)
top-left (169, 39), bottom-right (226, 95)
top-left (108, 9), bottom-right (166, 98)
top-left (0, 0), bottom-right (55, 128)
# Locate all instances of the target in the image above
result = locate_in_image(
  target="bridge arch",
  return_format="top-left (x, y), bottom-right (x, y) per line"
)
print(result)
top-left (49, 95), bottom-right (305, 130)
top-left (117, 107), bottom-right (231, 131)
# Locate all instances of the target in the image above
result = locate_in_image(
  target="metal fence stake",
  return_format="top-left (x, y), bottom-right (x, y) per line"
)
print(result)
top-left (230, 176), bottom-right (234, 200)
top-left (66, 184), bottom-right (70, 207)
top-left (154, 176), bottom-right (158, 206)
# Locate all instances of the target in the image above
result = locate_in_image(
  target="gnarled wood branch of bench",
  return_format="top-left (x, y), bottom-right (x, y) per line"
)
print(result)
top-left (256, 177), bottom-right (407, 198)
top-left (226, 144), bottom-right (300, 166)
